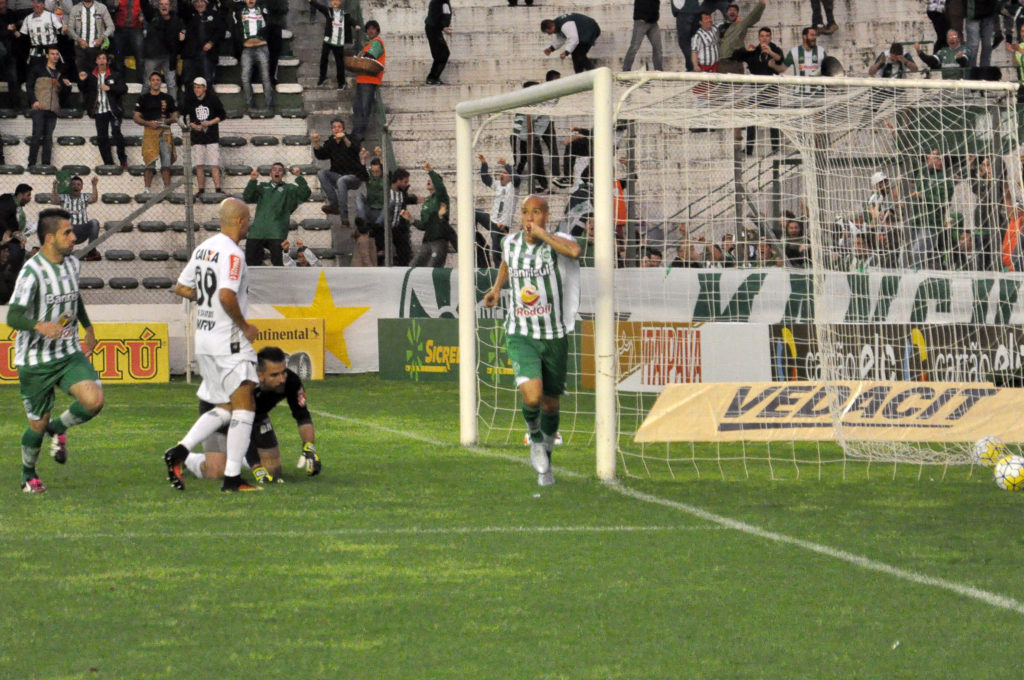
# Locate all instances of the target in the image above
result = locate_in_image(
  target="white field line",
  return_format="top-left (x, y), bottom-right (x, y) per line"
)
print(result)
top-left (313, 410), bottom-right (1024, 617)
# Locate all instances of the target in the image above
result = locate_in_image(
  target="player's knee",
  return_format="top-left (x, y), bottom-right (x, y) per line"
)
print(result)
top-left (210, 406), bottom-right (232, 427)
top-left (80, 384), bottom-right (106, 414)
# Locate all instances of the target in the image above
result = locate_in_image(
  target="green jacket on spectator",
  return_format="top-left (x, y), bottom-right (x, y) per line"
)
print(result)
top-left (243, 175), bottom-right (311, 241)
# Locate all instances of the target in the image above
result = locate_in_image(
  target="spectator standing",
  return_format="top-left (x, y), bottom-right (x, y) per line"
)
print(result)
top-left (242, 163), bottom-right (310, 266)
top-left (964, 0), bottom-right (999, 70)
top-left (111, 0), bottom-right (145, 82)
top-left (739, 26), bottom-right (785, 155)
top-left (27, 45), bottom-right (68, 168)
top-left (868, 42), bottom-right (919, 78)
top-left (0, 184), bottom-right (33, 267)
top-left (1006, 22), bottom-right (1024, 102)
top-left (925, 0), bottom-right (949, 52)
top-left (18, 0), bottom-right (62, 70)
top-left (908, 149), bottom-right (953, 269)
top-left (967, 154), bottom-right (1001, 270)
top-left (78, 51), bottom-right (128, 168)
top-left (312, 118), bottom-right (367, 226)
top-left (474, 153), bottom-right (518, 267)
top-left (183, 76), bottom-right (225, 195)
top-left (424, 0), bottom-right (451, 85)
top-left (52, 174), bottom-right (100, 260)
top-left (782, 217), bottom-right (810, 267)
top-left (408, 161), bottom-right (450, 267)
top-left (238, 0), bottom-right (273, 111)
top-left (717, 0), bottom-right (766, 74)
top-left (622, 0), bottom-right (663, 72)
top-left (263, 0), bottom-right (287, 87)
top-left (181, 0), bottom-right (223, 88)
top-left (352, 19), bottom-right (384, 141)
top-left (919, 29), bottom-right (970, 71)
top-left (308, 0), bottom-right (354, 89)
top-left (670, 0), bottom-right (701, 72)
top-left (783, 27), bottom-right (827, 96)
top-left (542, 13), bottom-right (601, 74)
top-left (383, 167), bottom-right (415, 266)
top-left (809, 0), bottom-right (837, 35)
top-left (354, 146), bottom-right (385, 232)
top-left (133, 70), bottom-right (177, 192)
top-left (0, 0), bottom-right (28, 109)
top-left (141, 0), bottom-right (184, 102)
top-left (65, 0), bottom-right (113, 81)
top-left (691, 11), bottom-right (719, 72)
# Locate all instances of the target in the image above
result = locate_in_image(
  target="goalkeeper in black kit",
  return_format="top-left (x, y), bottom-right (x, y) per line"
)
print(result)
top-left (184, 346), bottom-right (322, 483)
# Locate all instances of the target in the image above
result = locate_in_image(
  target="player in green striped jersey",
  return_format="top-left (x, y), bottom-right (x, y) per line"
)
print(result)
top-left (6, 208), bottom-right (105, 493)
top-left (484, 195), bottom-right (581, 486)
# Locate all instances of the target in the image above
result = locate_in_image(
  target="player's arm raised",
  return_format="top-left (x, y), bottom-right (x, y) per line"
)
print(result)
top-left (219, 288), bottom-right (259, 341)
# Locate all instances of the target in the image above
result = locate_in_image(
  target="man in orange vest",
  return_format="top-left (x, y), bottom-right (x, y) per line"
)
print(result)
top-left (352, 20), bottom-right (384, 142)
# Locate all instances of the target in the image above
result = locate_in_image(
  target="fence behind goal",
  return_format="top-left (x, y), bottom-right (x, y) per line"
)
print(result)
top-left (456, 69), bottom-right (1024, 481)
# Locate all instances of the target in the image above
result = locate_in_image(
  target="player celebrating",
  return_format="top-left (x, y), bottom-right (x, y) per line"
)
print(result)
top-left (164, 197), bottom-right (261, 493)
top-left (483, 195), bottom-right (581, 486)
top-left (183, 346), bottom-right (321, 482)
top-left (6, 208), bottom-right (105, 493)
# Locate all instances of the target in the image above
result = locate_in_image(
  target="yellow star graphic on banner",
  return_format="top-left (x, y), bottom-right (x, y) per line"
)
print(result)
top-left (272, 271), bottom-right (369, 369)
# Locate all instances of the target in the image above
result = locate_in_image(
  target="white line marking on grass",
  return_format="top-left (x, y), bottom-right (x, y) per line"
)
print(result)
top-left (314, 409), bottom-right (1024, 617)
top-left (18, 525), bottom-right (715, 541)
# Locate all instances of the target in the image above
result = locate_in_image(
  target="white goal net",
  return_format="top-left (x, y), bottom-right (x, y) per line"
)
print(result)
top-left (457, 70), bottom-right (1024, 481)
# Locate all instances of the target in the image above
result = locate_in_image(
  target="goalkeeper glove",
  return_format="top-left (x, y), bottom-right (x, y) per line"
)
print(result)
top-left (252, 464), bottom-right (283, 485)
top-left (297, 442), bottom-right (322, 476)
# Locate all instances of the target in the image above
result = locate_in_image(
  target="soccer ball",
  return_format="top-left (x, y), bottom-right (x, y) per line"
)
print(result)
top-left (972, 436), bottom-right (1006, 467)
top-left (993, 455), bottom-right (1024, 491)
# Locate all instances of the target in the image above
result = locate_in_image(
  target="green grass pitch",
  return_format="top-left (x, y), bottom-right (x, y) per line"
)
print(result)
top-left (1, 375), bottom-right (1023, 679)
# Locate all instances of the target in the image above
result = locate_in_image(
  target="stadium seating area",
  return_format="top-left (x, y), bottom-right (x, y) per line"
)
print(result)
top-left (1, 0), bottom-right (1015, 302)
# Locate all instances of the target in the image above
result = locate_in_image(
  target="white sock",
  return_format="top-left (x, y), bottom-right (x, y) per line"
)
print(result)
top-left (184, 453), bottom-right (205, 478)
top-left (224, 410), bottom-right (254, 478)
top-left (181, 407), bottom-right (231, 451)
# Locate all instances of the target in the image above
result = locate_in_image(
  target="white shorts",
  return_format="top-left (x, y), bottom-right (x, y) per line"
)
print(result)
top-left (195, 352), bottom-right (257, 405)
top-left (192, 143), bottom-right (220, 167)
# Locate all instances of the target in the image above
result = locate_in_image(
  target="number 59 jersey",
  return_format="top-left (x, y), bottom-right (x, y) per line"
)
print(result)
top-left (177, 232), bottom-right (254, 357)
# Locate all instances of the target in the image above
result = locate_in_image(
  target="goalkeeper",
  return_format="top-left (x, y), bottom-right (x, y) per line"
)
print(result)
top-left (184, 346), bottom-right (322, 482)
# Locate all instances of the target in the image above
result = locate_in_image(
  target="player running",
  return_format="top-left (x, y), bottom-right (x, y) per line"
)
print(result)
top-left (6, 208), bottom-right (105, 493)
top-left (483, 195), bottom-right (581, 486)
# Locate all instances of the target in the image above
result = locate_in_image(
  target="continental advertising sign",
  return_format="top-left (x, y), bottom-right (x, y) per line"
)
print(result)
top-left (635, 381), bottom-right (1024, 442)
top-left (0, 322), bottom-right (169, 383)
top-left (771, 324), bottom-right (1024, 384)
top-left (378, 318), bottom-right (462, 382)
top-left (252, 317), bottom-right (324, 380)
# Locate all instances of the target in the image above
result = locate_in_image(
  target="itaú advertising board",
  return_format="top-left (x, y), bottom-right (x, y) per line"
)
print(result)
top-left (635, 381), bottom-right (1024, 442)
top-left (579, 322), bottom-right (770, 392)
top-left (0, 322), bottom-right (169, 383)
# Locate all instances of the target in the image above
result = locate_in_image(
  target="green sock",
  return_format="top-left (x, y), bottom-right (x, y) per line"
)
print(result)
top-left (21, 428), bottom-right (43, 482)
top-left (540, 411), bottom-right (559, 450)
top-left (522, 405), bottom-right (542, 443)
top-left (48, 401), bottom-right (96, 436)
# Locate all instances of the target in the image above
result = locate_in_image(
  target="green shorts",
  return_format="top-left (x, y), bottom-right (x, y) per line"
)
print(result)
top-left (506, 334), bottom-right (569, 397)
top-left (18, 353), bottom-right (100, 421)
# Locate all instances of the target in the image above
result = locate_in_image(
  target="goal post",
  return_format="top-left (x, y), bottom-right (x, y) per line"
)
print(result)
top-left (457, 68), bottom-right (1024, 482)
top-left (455, 67), bottom-right (618, 480)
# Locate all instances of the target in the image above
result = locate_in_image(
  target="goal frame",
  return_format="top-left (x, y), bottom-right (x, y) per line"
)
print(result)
top-left (456, 69), bottom-right (1019, 481)
top-left (455, 67), bottom-right (617, 480)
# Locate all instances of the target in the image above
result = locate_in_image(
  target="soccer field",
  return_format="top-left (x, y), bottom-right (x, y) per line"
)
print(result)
top-left (0, 375), bottom-right (1021, 679)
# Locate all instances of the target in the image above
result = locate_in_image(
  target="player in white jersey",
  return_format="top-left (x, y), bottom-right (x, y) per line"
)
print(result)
top-left (163, 197), bottom-right (262, 492)
top-left (483, 195), bottom-right (581, 486)
top-left (6, 208), bottom-right (105, 493)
